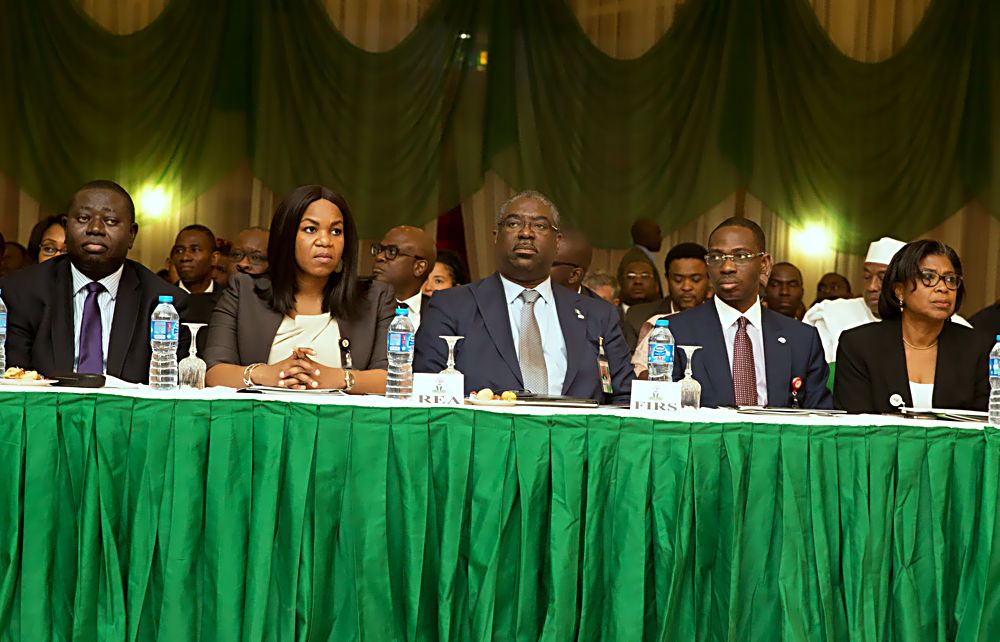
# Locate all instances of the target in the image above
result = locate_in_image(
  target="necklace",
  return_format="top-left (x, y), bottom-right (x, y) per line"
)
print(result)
top-left (902, 337), bottom-right (938, 350)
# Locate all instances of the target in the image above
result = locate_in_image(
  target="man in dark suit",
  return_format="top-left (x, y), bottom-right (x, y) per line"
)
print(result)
top-left (667, 218), bottom-right (831, 409)
top-left (414, 190), bottom-right (633, 403)
top-left (171, 224), bottom-right (223, 324)
top-left (0, 180), bottom-right (188, 383)
top-left (372, 225), bottom-right (436, 332)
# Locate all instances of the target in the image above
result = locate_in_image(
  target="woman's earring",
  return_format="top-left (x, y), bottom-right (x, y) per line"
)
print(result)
top-left (334, 260), bottom-right (344, 273)
top-left (898, 298), bottom-right (905, 310)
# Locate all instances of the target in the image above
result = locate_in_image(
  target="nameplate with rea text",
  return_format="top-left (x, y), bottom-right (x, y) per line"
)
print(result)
top-left (412, 373), bottom-right (465, 405)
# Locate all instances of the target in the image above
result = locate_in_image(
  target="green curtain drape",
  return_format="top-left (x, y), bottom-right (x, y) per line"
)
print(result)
top-left (2, 391), bottom-right (1000, 640)
top-left (0, 0), bottom-right (997, 251)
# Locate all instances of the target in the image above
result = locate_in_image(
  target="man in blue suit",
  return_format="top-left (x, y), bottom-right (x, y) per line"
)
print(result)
top-left (667, 218), bottom-right (832, 409)
top-left (414, 191), bottom-right (634, 404)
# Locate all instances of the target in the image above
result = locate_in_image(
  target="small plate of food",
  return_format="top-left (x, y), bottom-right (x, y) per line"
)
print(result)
top-left (1, 367), bottom-right (57, 386)
top-left (464, 388), bottom-right (517, 406)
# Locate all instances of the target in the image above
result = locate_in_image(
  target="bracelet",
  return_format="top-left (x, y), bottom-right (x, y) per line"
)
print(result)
top-left (343, 369), bottom-right (356, 392)
top-left (243, 363), bottom-right (264, 387)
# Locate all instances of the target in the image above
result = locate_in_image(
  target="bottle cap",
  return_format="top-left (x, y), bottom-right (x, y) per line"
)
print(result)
top-left (996, 335), bottom-right (1000, 341)
top-left (655, 318), bottom-right (669, 327)
top-left (395, 307), bottom-right (409, 316)
top-left (159, 295), bottom-right (173, 303)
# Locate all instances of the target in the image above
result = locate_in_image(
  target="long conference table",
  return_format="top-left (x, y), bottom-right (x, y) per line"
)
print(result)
top-left (1, 385), bottom-right (998, 641)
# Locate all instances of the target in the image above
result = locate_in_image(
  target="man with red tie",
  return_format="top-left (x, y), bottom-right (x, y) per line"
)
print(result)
top-left (664, 218), bottom-right (831, 409)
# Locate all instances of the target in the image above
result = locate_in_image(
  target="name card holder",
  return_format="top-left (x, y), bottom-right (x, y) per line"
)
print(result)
top-left (629, 380), bottom-right (683, 414)
top-left (412, 373), bottom-right (465, 405)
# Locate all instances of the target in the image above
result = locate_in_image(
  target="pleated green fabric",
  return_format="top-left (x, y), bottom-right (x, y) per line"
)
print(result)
top-left (0, 0), bottom-right (998, 250)
top-left (1, 391), bottom-right (999, 640)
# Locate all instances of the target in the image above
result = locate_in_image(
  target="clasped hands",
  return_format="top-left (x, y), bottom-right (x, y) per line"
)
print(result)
top-left (260, 348), bottom-right (346, 390)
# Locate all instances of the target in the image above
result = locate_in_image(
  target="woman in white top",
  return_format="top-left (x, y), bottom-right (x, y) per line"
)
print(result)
top-left (204, 185), bottom-right (395, 393)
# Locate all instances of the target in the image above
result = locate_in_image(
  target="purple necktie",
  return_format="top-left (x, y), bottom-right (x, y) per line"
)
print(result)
top-left (78, 282), bottom-right (105, 374)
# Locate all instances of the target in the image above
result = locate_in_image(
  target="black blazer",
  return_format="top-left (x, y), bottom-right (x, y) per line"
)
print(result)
top-left (834, 319), bottom-right (993, 413)
top-left (413, 273), bottom-right (635, 404)
top-left (202, 273), bottom-right (396, 371)
top-left (667, 300), bottom-right (832, 409)
top-left (0, 255), bottom-right (189, 383)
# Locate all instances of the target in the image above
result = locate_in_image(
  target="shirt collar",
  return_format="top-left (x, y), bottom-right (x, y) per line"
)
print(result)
top-left (714, 294), bottom-right (762, 329)
top-left (70, 262), bottom-right (124, 299)
top-left (499, 273), bottom-right (555, 305)
top-left (400, 291), bottom-right (422, 313)
top-left (179, 280), bottom-right (214, 294)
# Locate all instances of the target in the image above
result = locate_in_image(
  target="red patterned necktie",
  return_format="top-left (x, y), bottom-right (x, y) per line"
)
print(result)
top-left (733, 316), bottom-right (758, 406)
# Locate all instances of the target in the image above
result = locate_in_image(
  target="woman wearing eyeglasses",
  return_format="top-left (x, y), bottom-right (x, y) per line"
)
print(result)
top-left (203, 185), bottom-right (395, 392)
top-left (26, 215), bottom-right (67, 264)
top-left (835, 240), bottom-right (993, 413)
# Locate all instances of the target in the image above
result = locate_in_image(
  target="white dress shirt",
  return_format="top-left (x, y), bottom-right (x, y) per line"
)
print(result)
top-left (499, 275), bottom-right (568, 396)
top-left (715, 295), bottom-right (768, 406)
top-left (178, 280), bottom-right (214, 294)
top-left (398, 291), bottom-right (423, 332)
top-left (71, 263), bottom-right (125, 373)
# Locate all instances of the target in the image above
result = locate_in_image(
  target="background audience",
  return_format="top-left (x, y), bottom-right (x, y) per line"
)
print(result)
top-left (372, 225), bottom-right (436, 332)
top-left (27, 215), bottom-right (67, 264)
top-left (421, 248), bottom-right (468, 296)
top-left (813, 272), bottom-right (851, 305)
top-left (764, 262), bottom-right (805, 319)
top-left (581, 270), bottom-right (619, 306)
top-left (228, 226), bottom-right (270, 277)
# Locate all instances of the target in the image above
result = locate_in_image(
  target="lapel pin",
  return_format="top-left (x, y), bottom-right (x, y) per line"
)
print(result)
top-left (778, 336), bottom-right (787, 344)
top-left (574, 308), bottom-right (585, 319)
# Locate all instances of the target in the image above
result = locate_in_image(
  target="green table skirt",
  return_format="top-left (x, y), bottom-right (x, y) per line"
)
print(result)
top-left (1, 392), bottom-right (999, 641)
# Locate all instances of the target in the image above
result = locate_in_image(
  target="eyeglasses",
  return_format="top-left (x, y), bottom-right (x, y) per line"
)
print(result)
top-left (230, 249), bottom-right (267, 265)
top-left (38, 244), bottom-right (66, 258)
top-left (370, 243), bottom-right (424, 261)
top-left (625, 272), bottom-right (653, 281)
top-left (497, 216), bottom-right (559, 234)
top-left (705, 251), bottom-right (765, 266)
top-left (918, 269), bottom-right (962, 290)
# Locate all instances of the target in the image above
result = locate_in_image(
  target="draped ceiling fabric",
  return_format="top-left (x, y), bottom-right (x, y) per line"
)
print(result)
top-left (0, 0), bottom-right (998, 305)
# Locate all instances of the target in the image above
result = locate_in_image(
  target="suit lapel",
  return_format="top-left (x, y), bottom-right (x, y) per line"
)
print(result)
top-left (107, 263), bottom-right (140, 377)
top-left (473, 274), bottom-right (523, 385)
top-left (698, 303), bottom-right (735, 406)
top-left (762, 311), bottom-right (791, 406)
top-left (51, 260), bottom-right (76, 373)
top-left (554, 286), bottom-right (584, 394)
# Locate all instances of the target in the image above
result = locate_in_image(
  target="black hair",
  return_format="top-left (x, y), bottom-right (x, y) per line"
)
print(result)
top-left (73, 180), bottom-right (136, 223)
top-left (820, 272), bottom-right (851, 293)
top-left (27, 215), bottom-right (65, 262)
top-left (4, 241), bottom-right (27, 258)
top-left (771, 261), bottom-right (803, 281)
top-left (879, 239), bottom-right (965, 320)
top-left (710, 217), bottom-right (766, 252)
top-left (434, 249), bottom-right (469, 286)
top-left (177, 223), bottom-right (217, 249)
top-left (264, 184), bottom-right (364, 320)
top-left (664, 242), bottom-right (708, 273)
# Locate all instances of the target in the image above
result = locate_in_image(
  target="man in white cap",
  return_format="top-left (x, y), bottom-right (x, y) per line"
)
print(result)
top-left (803, 237), bottom-right (970, 367)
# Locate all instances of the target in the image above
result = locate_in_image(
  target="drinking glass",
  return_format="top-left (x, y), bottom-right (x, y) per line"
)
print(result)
top-left (179, 323), bottom-right (207, 389)
top-left (439, 336), bottom-right (464, 375)
top-left (677, 345), bottom-right (702, 409)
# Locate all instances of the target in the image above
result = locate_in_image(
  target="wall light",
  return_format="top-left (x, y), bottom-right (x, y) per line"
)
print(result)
top-left (136, 185), bottom-right (171, 219)
top-left (791, 222), bottom-right (835, 256)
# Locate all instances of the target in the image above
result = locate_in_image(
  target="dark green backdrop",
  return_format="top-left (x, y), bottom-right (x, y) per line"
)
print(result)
top-left (0, 0), bottom-right (996, 251)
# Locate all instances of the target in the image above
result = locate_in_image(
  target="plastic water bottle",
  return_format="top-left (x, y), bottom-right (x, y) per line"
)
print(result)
top-left (386, 307), bottom-right (415, 399)
top-left (647, 318), bottom-right (675, 382)
top-left (149, 295), bottom-right (179, 390)
top-left (989, 335), bottom-right (1000, 426)
top-left (0, 289), bottom-right (6, 373)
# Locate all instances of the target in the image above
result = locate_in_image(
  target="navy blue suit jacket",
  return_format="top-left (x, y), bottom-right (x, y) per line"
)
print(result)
top-left (667, 300), bottom-right (832, 409)
top-left (413, 273), bottom-right (634, 404)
